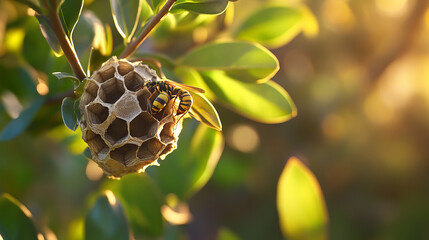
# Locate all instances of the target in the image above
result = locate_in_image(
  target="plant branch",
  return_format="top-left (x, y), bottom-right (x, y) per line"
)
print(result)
top-left (47, 2), bottom-right (87, 81)
top-left (119, 0), bottom-right (177, 59)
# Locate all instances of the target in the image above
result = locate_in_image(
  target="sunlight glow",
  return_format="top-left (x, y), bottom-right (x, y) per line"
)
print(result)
top-left (105, 190), bottom-right (117, 206)
top-left (228, 124), bottom-right (260, 153)
top-left (37, 233), bottom-right (45, 240)
top-left (322, 0), bottom-right (355, 32)
top-left (86, 161), bottom-right (103, 181)
top-left (376, 0), bottom-right (409, 17)
top-left (27, 8), bottom-right (36, 16)
top-left (36, 77), bottom-right (49, 96)
top-left (1, 91), bottom-right (23, 119)
top-left (162, 194), bottom-right (192, 225)
top-left (193, 27), bottom-right (208, 44)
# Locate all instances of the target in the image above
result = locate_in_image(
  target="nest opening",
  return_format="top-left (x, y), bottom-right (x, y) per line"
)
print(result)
top-left (99, 77), bottom-right (125, 104)
top-left (85, 130), bottom-right (109, 155)
top-left (87, 103), bottom-right (109, 125)
top-left (117, 61), bottom-right (134, 76)
top-left (105, 117), bottom-right (128, 145)
top-left (110, 143), bottom-right (138, 166)
top-left (137, 138), bottom-right (164, 160)
top-left (124, 71), bottom-right (145, 92)
top-left (129, 112), bottom-right (158, 140)
top-left (81, 80), bottom-right (99, 106)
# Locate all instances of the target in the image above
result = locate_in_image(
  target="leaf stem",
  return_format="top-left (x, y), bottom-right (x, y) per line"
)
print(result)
top-left (119, 0), bottom-right (177, 59)
top-left (47, 2), bottom-right (87, 81)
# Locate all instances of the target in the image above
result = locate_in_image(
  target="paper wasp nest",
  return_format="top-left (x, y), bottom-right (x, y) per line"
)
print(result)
top-left (79, 57), bottom-right (182, 178)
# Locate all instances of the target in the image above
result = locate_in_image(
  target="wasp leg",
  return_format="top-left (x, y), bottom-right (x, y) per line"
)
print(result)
top-left (146, 88), bottom-right (158, 116)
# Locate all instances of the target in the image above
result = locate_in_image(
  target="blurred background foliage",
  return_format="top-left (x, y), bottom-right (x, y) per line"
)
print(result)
top-left (1, 0), bottom-right (429, 239)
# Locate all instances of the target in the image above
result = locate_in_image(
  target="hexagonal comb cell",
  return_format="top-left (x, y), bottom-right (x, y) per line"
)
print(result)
top-left (99, 77), bottom-right (125, 104)
top-left (110, 143), bottom-right (138, 166)
top-left (124, 71), bottom-right (145, 92)
top-left (87, 103), bottom-right (109, 125)
top-left (105, 117), bottom-right (128, 145)
top-left (130, 112), bottom-right (158, 140)
top-left (136, 88), bottom-right (152, 111)
top-left (137, 138), bottom-right (164, 160)
top-left (84, 130), bottom-right (109, 156)
top-left (117, 61), bottom-right (134, 76)
top-left (81, 80), bottom-right (99, 106)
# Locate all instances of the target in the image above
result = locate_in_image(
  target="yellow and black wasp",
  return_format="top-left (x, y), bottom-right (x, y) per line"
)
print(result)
top-left (144, 79), bottom-right (205, 118)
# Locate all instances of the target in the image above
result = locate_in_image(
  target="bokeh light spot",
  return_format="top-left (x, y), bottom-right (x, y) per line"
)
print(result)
top-left (86, 161), bottom-right (103, 181)
top-left (322, 113), bottom-right (345, 139)
top-left (322, 0), bottom-right (355, 32)
top-left (227, 124), bottom-right (260, 153)
top-left (1, 91), bottom-right (23, 119)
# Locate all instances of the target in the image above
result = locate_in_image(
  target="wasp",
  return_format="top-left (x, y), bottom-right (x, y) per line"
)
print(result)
top-left (144, 79), bottom-right (205, 118)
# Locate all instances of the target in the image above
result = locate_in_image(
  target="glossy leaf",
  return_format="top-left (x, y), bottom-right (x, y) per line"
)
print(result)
top-left (201, 71), bottom-right (296, 123)
top-left (174, 67), bottom-right (220, 130)
top-left (59, 0), bottom-right (84, 38)
top-left (0, 97), bottom-right (45, 141)
top-left (73, 11), bottom-right (107, 74)
top-left (35, 14), bottom-right (63, 56)
top-left (148, 121), bottom-right (224, 199)
top-left (107, 174), bottom-right (164, 237)
top-left (52, 71), bottom-right (80, 88)
top-left (236, 6), bottom-right (303, 48)
top-left (110, 0), bottom-right (142, 41)
top-left (171, 0), bottom-right (229, 15)
top-left (0, 193), bottom-right (38, 240)
top-left (61, 97), bottom-right (78, 131)
top-left (179, 41), bottom-right (279, 83)
top-left (277, 157), bottom-right (329, 240)
top-left (189, 92), bottom-right (222, 131)
top-left (85, 191), bottom-right (130, 240)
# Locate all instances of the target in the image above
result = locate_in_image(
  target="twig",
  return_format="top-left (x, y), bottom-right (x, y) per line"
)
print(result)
top-left (119, 0), bottom-right (177, 59)
top-left (47, 1), bottom-right (86, 81)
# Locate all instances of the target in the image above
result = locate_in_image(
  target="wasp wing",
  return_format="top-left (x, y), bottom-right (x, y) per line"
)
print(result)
top-left (163, 79), bottom-right (205, 93)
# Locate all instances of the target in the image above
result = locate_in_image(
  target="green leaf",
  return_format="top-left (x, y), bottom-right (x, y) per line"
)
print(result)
top-left (73, 11), bottom-right (108, 75)
top-left (148, 121), bottom-right (224, 199)
top-left (59, 0), bottom-right (84, 38)
top-left (277, 157), bottom-right (329, 240)
top-left (85, 191), bottom-right (130, 240)
top-left (174, 67), bottom-right (220, 130)
top-left (110, 0), bottom-right (142, 41)
top-left (201, 71), bottom-right (296, 123)
top-left (189, 92), bottom-right (222, 131)
top-left (0, 193), bottom-right (38, 240)
top-left (61, 97), bottom-right (78, 131)
top-left (171, 0), bottom-right (229, 14)
top-left (52, 71), bottom-right (80, 88)
top-left (107, 174), bottom-right (164, 237)
top-left (179, 41), bottom-right (279, 83)
top-left (0, 97), bottom-right (45, 141)
top-left (35, 14), bottom-right (63, 56)
top-left (235, 6), bottom-right (303, 48)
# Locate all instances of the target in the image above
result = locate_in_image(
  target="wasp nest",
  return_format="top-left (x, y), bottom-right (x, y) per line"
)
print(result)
top-left (79, 57), bottom-right (182, 178)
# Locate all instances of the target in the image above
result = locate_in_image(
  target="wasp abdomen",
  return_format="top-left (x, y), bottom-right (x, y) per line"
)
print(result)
top-left (177, 90), bottom-right (192, 116)
top-left (152, 92), bottom-right (170, 114)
